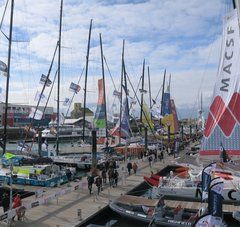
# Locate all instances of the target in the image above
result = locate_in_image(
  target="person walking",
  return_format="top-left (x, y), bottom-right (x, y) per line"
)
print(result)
top-left (132, 162), bottom-right (138, 175)
top-left (127, 162), bottom-right (132, 175)
top-left (148, 155), bottom-right (153, 168)
top-left (113, 169), bottom-right (119, 187)
top-left (2, 193), bottom-right (10, 213)
top-left (95, 176), bottom-right (103, 195)
top-left (101, 169), bottom-right (107, 184)
top-left (108, 168), bottom-right (114, 187)
top-left (87, 175), bottom-right (94, 195)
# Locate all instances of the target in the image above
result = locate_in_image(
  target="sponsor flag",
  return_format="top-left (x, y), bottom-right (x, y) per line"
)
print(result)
top-left (34, 91), bottom-right (47, 103)
top-left (39, 74), bottom-right (52, 87)
top-left (63, 97), bottom-right (71, 106)
top-left (0, 60), bottom-right (7, 77)
top-left (28, 107), bottom-right (43, 120)
top-left (201, 163), bottom-right (216, 201)
top-left (69, 82), bottom-right (80, 94)
top-left (208, 178), bottom-right (224, 218)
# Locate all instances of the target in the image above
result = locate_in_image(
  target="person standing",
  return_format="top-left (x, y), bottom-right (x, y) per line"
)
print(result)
top-left (132, 162), bottom-right (138, 175)
top-left (12, 194), bottom-right (22, 221)
top-left (2, 193), bottom-right (10, 213)
top-left (148, 156), bottom-right (153, 168)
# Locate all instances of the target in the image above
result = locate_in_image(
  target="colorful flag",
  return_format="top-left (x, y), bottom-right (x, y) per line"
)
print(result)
top-left (139, 88), bottom-right (147, 94)
top-left (5, 152), bottom-right (16, 160)
top-left (28, 107), bottom-right (43, 120)
top-left (63, 97), bottom-right (71, 106)
top-left (113, 90), bottom-right (121, 98)
top-left (69, 82), bottom-right (80, 94)
top-left (34, 91), bottom-right (47, 103)
top-left (0, 60), bottom-right (7, 77)
top-left (39, 74), bottom-right (52, 87)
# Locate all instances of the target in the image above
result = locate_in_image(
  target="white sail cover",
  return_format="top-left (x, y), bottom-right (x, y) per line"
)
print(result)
top-left (201, 9), bottom-right (240, 157)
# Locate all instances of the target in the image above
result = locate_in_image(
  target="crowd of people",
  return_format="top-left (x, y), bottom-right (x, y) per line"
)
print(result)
top-left (1, 193), bottom-right (25, 221)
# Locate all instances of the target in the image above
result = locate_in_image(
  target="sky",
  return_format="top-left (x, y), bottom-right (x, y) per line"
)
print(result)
top-left (0, 0), bottom-right (232, 119)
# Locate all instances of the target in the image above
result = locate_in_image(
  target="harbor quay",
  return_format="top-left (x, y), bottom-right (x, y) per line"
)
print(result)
top-left (0, 147), bottom-right (176, 227)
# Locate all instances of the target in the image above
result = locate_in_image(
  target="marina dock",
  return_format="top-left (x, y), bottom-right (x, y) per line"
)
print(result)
top-left (1, 144), bottom-right (239, 227)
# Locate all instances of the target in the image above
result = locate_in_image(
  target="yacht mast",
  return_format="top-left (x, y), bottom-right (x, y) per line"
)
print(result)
top-left (82, 19), bottom-right (92, 142)
top-left (119, 40), bottom-right (125, 144)
top-left (56, 0), bottom-right (63, 155)
top-left (3, 0), bottom-right (14, 155)
top-left (140, 59), bottom-right (145, 126)
top-left (99, 33), bottom-right (108, 148)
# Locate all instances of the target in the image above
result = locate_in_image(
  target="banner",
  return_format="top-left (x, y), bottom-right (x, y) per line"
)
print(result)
top-left (28, 107), bottom-right (43, 120)
top-left (34, 91), bottom-right (47, 103)
top-left (0, 60), bottom-right (7, 77)
top-left (39, 74), bottom-right (52, 87)
top-left (201, 9), bottom-right (240, 156)
top-left (162, 86), bottom-right (171, 116)
top-left (69, 82), bottom-right (80, 94)
top-left (94, 79), bottom-right (106, 130)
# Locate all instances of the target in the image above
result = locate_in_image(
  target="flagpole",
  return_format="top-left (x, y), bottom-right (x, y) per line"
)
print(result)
top-left (56, 0), bottom-right (63, 155)
top-left (82, 19), bottom-right (92, 142)
top-left (3, 0), bottom-right (14, 155)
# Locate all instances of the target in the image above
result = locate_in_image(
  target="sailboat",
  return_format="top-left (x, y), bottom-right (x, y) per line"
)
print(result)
top-left (153, 0), bottom-right (240, 206)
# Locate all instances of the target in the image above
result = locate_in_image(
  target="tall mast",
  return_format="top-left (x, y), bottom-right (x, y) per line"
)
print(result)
top-left (119, 40), bottom-right (125, 144)
top-left (140, 59), bottom-right (145, 124)
top-left (99, 33), bottom-right (108, 148)
top-left (56, 0), bottom-right (63, 155)
top-left (82, 19), bottom-right (92, 142)
top-left (147, 66), bottom-right (152, 120)
top-left (160, 69), bottom-right (166, 116)
top-left (3, 0), bottom-right (14, 155)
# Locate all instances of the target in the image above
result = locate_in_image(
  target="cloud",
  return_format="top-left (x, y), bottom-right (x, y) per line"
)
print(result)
top-left (0, 0), bottom-right (228, 118)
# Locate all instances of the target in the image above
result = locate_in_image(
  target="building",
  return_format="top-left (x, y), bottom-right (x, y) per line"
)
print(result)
top-left (0, 103), bottom-right (54, 127)
top-left (70, 103), bottom-right (93, 118)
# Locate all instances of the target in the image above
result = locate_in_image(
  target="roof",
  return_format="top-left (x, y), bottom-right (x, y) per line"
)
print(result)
top-left (64, 116), bottom-right (93, 125)
top-left (115, 195), bottom-right (159, 207)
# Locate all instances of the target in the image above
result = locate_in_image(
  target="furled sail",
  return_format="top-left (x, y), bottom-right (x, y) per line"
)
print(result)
top-left (161, 86), bottom-right (179, 134)
top-left (201, 9), bottom-right (240, 158)
top-left (110, 98), bottom-right (131, 138)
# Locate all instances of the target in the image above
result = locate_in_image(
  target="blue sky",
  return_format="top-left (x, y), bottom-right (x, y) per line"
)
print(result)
top-left (0, 0), bottom-right (232, 118)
